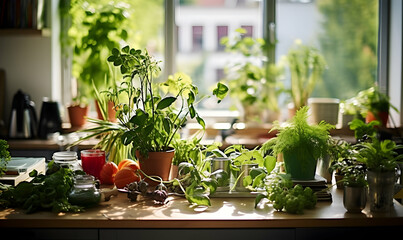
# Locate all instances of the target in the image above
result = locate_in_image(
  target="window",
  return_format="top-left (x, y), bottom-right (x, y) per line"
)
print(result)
top-left (217, 26), bottom-right (228, 51)
top-left (192, 26), bottom-right (204, 51)
top-left (240, 25), bottom-right (253, 38)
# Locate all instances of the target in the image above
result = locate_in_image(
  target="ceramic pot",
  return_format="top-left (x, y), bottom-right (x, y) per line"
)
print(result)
top-left (67, 105), bottom-right (89, 127)
top-left (365, 111), bottom-right (389, 127)
top-left (343, 186), bottom-right (367, 213)
top-left (283, 149), bottom-right (317, 180)
top-left (367, 170), bottom-right (397, 212)
top-left (136, 149), bottom-right (175, 186)
top-left (308, 98), bottom-right (340, 125)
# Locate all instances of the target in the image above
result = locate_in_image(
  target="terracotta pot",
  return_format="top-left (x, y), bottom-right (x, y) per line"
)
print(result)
top-left (136, 149), bottom-right (175, 186)
top-left (95, 100), bottom-right (117, 122)
top-left (67, 105), bottom-right (89, 127)
top-left (366, 111), bottom-right (388, 127)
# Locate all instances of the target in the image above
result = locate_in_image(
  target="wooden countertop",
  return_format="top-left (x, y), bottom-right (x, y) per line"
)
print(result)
top-left (1, 186), bottom-right (403, 229)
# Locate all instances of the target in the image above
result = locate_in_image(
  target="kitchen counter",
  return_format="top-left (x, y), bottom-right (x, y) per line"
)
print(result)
top-left (1, 186), bottom-right (402, 240)
top-left (1, 186), bottom-right (402, 229)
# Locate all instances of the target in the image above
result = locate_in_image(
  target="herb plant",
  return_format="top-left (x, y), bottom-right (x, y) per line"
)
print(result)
top-left (269, 106), bottom-right (334, 169)
top-left (72, 45), bottom-right (228, 161)
top-left (0, 139), bottom-right (11, 177)
top-left (286, 41), bottom-right (326, 110)
top-left (0, 161), bottom-right (84, 214)
top-left (253, 170), bottom-right (317, 214)
top-left (355, 138), bottom-right (403, 172)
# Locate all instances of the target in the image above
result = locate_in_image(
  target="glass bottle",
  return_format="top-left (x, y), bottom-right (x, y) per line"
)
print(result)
top-left (68, 174), bottom-right (101, 208)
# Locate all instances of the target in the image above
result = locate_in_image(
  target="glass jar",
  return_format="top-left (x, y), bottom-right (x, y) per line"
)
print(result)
top-left (53, 151), bottom-right (82, 171)
top-left (68, 175), bottom-right (101, 208)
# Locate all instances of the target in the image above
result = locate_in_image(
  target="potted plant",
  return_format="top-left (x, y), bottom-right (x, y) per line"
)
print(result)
top-left (67, 95), bottom-right (89, 128)
top-left (63, 1), bottom-right (130, 115)
top-left (354, 137), bottom-right (403, 212)
top-left (267, 106), bottom-right (334, 180)
top-left (74, 45), bottom-right (228, 185)
top-left (353, 86), bottom-right (398, 127)
top-left (286, 40), bottom-right (326, 116)
top-left (223, 144), bottom-right (276, 192)
top-left (221, 28), bottom-right (284, 123)
top-left (327, 138), bottom-right (356, 188)
top-left (341, 162), bottom-right (367, 213)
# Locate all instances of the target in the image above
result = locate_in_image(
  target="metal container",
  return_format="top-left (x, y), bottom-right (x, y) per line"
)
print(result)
top-left (367, 170), bottom-right (396, 212)
top-left (343, 186), bottom-right (367, 213)
top-left (235, 163), bottom-right (258, 192)
top-left (210, 157), bottom-right (231, 192)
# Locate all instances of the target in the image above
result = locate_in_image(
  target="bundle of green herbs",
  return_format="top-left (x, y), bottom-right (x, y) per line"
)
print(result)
top-left (0, 161), bottom-right (86, 214)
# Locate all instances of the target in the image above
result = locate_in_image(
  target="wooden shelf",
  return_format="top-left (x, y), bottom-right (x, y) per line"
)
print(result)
top-left (0, 28), bottom-right (49, 36)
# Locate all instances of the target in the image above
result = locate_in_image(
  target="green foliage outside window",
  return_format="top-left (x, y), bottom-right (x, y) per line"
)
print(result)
top-left (315, 0), bottom-right (378, 100)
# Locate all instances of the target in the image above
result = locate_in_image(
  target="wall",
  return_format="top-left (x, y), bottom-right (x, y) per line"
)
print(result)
top-left (0, 35), bottom-right (53, 127)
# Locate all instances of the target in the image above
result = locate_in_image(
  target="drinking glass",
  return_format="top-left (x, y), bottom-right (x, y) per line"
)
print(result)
top-left (80, 149), bottom-right (105, 179)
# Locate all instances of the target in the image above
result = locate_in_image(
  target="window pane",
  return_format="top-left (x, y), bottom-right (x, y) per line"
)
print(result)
top-left (175, 0), bottom-right (263, 110)
top-left (276, 0), bottom-right (378, 103)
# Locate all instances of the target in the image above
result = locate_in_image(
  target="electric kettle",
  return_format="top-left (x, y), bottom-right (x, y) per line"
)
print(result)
top-left (8, 90), bottom-right (38, 139)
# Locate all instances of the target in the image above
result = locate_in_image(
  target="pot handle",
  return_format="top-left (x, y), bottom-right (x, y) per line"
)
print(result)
top-left (395, 163), bottom-right (402, 184)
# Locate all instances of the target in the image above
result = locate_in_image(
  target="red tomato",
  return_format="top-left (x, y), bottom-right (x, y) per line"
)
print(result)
top-left (99, 162), bottom-right (118, 185)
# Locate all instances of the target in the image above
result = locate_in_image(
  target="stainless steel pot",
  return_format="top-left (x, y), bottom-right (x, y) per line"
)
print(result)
top-left (343, 186), bottom-right (367, 213)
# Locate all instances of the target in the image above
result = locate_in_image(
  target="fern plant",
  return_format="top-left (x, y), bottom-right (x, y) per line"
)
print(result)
top-left (270, 106), bottom-right (334, 160)
top-left (266, 106), bottom-right (334, 179)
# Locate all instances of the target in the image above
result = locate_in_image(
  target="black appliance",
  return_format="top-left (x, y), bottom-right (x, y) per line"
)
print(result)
top-left (8, 90), bottom-right (38, 139)
top-left (37, 98), bottom-right (62, 139)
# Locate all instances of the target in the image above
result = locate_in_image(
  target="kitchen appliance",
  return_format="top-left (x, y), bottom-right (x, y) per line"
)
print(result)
top-left (8, 90), bottom-right (38, 139)
top-left (37, 98), bottom-right (62, 139)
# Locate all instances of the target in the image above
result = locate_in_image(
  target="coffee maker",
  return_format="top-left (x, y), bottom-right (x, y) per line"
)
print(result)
top-left (8, 90), bottom-right (38, 139)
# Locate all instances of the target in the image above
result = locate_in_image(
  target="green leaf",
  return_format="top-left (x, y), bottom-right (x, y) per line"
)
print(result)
top-left (264, 155), bottom-right (277, 173)
top-left (163, 117), bottom-right (171, 134)
top-left (111, 48), bottom-right (120, 56)
top-left (129, 109), bottom-right (148, 126)
top-left (187, 91), bottom-right (195, 105)
top-left (189, 105), bottom-right (196, 118)
top-left (202, 178), bottom-right (217, 194)
top-left (157, 97), bottom-right (177, 110)
top-left (196, 116), bottom-right (205, 129)
top-left (213, 82), bottom-right (229, 103)
top-left (252, 172), bottom-right (266, 188)
top-left (254, 193), bottom-right (267, 208)
top-left (121, 130), bottom-right (136, 145)
top-left (122, 45), bottom-right (130, 53)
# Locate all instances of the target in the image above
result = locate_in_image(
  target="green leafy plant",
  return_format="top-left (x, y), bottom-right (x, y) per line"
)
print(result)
top-left (286, 41), bottom-right (326, 110)
top-left (269, 106), bottom-right (334, 167)
top-left (0, 139), bottom-right (11, 177)
top-left (349, 118), bottom-right (380, 142)
top-left (72, 45), bottom-right (228, 162)
top-left (342, 163), bottom-right (367, 187)
top-left (0, 161), bottom-right (85, 214)
top-left (253, 170), bottom-right (317, 214)
top-left (354, 138), bottom-right (403, 172)
top-left (65, 0), bottom-right (130, 101)
top-left (221, 28), bottom-right (284, 119)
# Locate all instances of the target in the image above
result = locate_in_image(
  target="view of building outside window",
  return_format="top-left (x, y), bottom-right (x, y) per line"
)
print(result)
top-left (175, 0), bottom-right (379, 119)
